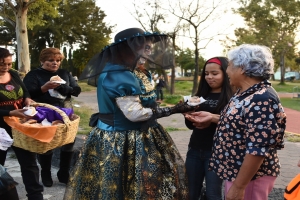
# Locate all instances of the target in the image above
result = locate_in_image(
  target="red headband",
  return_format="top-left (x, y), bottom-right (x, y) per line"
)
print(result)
top-left (207, 58), bottom-right (221, 66)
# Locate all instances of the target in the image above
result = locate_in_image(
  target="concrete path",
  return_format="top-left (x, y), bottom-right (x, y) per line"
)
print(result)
top-left (4, 91), bottom-right (300, 199)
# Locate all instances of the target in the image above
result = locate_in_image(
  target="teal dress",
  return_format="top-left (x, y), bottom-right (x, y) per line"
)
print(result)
top-left (64, 64), bottom-right (188, 200)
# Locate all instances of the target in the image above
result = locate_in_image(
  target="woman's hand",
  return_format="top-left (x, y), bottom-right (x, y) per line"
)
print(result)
top-left (41, 81), bottom-right (60, 92)
top-left (182, 110), bottom-right (195, 117)
top-left (184, 111), bottom-right (213, 129)
top-left (9, 109), bottom-right (30, 118)
top-left (23, 98), bottom-right (35, 107)
top-left (226, 183), bottom-right (245, 200)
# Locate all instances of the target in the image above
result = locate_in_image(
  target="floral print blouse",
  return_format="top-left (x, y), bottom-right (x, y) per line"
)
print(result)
top-left (209, 80), bottom-right (286, 181)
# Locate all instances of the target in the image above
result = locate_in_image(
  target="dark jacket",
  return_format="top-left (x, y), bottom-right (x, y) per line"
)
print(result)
top-left (156, 78), bottom-right (165, 89)
top-left (23, 68), bottom-right (81, 107)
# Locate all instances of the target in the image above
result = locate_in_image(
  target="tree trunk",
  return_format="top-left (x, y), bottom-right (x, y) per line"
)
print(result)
top-left (192, 45), bottom-right (199, 94)
top-left (170, 35), bottom-right (176, 95)
top-left (280, 51), bottom-right (285, 84)
top-left (15, 6), bottom-right (30, 74)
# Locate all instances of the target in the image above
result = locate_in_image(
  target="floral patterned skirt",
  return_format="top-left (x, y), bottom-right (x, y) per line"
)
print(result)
top-left (63, 123), bottom-right (188, 200)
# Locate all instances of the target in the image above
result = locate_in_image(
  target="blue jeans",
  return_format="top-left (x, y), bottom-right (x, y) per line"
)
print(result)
top-left (185, 148), bottom-right (223, 200)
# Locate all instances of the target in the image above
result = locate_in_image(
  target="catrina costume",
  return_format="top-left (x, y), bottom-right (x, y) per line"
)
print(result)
top-left (64, 28), bottom-right (195, 200)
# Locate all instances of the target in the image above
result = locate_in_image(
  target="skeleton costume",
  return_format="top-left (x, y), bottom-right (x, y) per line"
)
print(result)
top-left (64, 28), bottom-right (194, 200)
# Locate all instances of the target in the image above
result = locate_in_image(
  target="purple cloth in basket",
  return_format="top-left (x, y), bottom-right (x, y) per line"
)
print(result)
top-left (33, 107), bottom-right (74, 123)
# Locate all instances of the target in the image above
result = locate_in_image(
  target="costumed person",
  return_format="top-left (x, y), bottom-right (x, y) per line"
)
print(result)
top-left (185, 44), bottom-right (286, 200)
top-left (23, 48), bottom-right (81, 187)
top-left (0, 48), bottom-right (43, 200)
top-left (184, 57), bottom-right (233, 200)
top-left (64, 28), bottom-right (198, 200)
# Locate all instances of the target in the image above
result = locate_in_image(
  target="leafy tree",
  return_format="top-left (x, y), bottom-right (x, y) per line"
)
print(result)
top-left (176, 48), bottom-right (195, 74)
top-left (0, 0), bottom-right (62, 73)
top-left (0, 20), bottom-right (15, 47)
top-left (230, 0), bottom-right (300, 84)
top-left (295, 56), bottom-right (300, 72)
top-left (176, 48), bottom-right (205, 81)
top-left (27, 0), bottom-right (112, 75)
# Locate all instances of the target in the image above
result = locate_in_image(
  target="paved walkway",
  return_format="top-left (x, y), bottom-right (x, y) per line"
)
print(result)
top-left (4, 91), bottom-right (300, 199)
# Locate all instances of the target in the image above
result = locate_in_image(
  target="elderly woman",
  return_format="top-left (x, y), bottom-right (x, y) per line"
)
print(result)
top-left (185, 44), bottom-right (286, 200)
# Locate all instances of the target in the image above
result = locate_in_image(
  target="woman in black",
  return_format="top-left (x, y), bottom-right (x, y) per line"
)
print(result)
top-left (0, 47), bottom-right (43, 200)
top-left (23, 48), bottom-right (81, 187)
top-left (185, 57), bottom-right (233, 200)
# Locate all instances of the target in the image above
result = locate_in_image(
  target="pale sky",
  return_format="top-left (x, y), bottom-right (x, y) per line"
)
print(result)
top-left (95, 0), bottom-right (245, 59)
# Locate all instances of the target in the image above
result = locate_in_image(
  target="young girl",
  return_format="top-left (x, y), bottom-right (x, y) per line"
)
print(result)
top-left (185, 57), bottom-right (233, 200)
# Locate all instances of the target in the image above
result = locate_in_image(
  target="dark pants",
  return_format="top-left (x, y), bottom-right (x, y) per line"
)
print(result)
top-left (185, 148), bottom-right (223, 200)
top-left (156, 87), bottom-right (164, 100)
top-left (40, 140), bottom-right (75, 156)
top-left (38, 139), bottom-right (75, 170)
top-left (0, 146), bottom-right (44, 200)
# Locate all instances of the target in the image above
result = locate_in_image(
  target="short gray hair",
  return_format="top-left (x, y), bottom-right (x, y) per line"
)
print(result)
top-left (227, 44), bottom-right (274, 79)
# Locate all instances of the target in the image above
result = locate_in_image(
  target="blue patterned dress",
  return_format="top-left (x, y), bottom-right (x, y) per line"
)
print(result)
top-left (64, 64), bottom-right (188, 200)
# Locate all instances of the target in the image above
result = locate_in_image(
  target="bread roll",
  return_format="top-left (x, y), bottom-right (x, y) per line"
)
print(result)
top-left (51, 120), bottom-right (64, 125)
top-left (189, 96), bottom-right (201, 103)
top-left (24, 107), bottom-right (37, 116)
top-left (30, 123), bottom-right (43, 127)
top-left (50, 75), bottom-right (62, 81)
top-left (23, 119), bottom-right (38, 124)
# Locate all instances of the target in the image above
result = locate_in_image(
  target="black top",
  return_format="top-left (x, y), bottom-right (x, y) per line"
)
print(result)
top-left (0, 70), bottom-right (30, 117)
top-left (0, 69), bottom-right (31, 136)
top-left (156, 79), bottom-right (165, 89)
top-left (23, 68), bottom-right (81, 107)
top-left (185, 92), bottom-right (220, 151)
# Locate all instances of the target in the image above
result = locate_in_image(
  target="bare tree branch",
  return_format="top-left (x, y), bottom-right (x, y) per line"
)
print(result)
top-left (1, 15), bottom-right (16, 27)
top-left (4, 0), bottom-right (16, 10)
top-left (167, 0), bottom-right (231, 94)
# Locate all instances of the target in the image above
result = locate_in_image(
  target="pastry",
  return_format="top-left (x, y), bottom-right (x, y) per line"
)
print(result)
top-left (51, 120), bottom-right (64, 125)
top-left (24, 107), bottom-right (37, 116)
top-left (189, 96), bottom-right (201, 103)
top-left (50, 75), bottom-right (62, 82)
top-left (23, 119), bottom-right (38, 124)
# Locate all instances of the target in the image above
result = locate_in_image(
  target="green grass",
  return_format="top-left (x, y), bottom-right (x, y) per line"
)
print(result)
top-left (73, 105), bottom-right (94, 135)
top-left (78, 81), bottom-right (97, 92)
top-left (285, 132), bottom-right (300, 142)
top-left (280, 98), bottom-right (300, 111)
top-left (271, 81), bottom-right (300, 93)
top-left (163, 81), bottom-right (193, 104)
top-left (164, 127), bottom-right (189, 132)
top-left (172, 81), bottom-right (193, 95)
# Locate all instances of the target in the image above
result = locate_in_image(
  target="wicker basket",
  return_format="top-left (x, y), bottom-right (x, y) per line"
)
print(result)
top-left (11, 103), bottom-right (80, 154)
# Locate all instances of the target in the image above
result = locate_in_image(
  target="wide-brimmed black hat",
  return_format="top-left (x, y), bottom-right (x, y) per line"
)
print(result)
top-left (101, 28), bottom-right (165, 50)
top-left (114, 28), bottom-right (146, 43)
